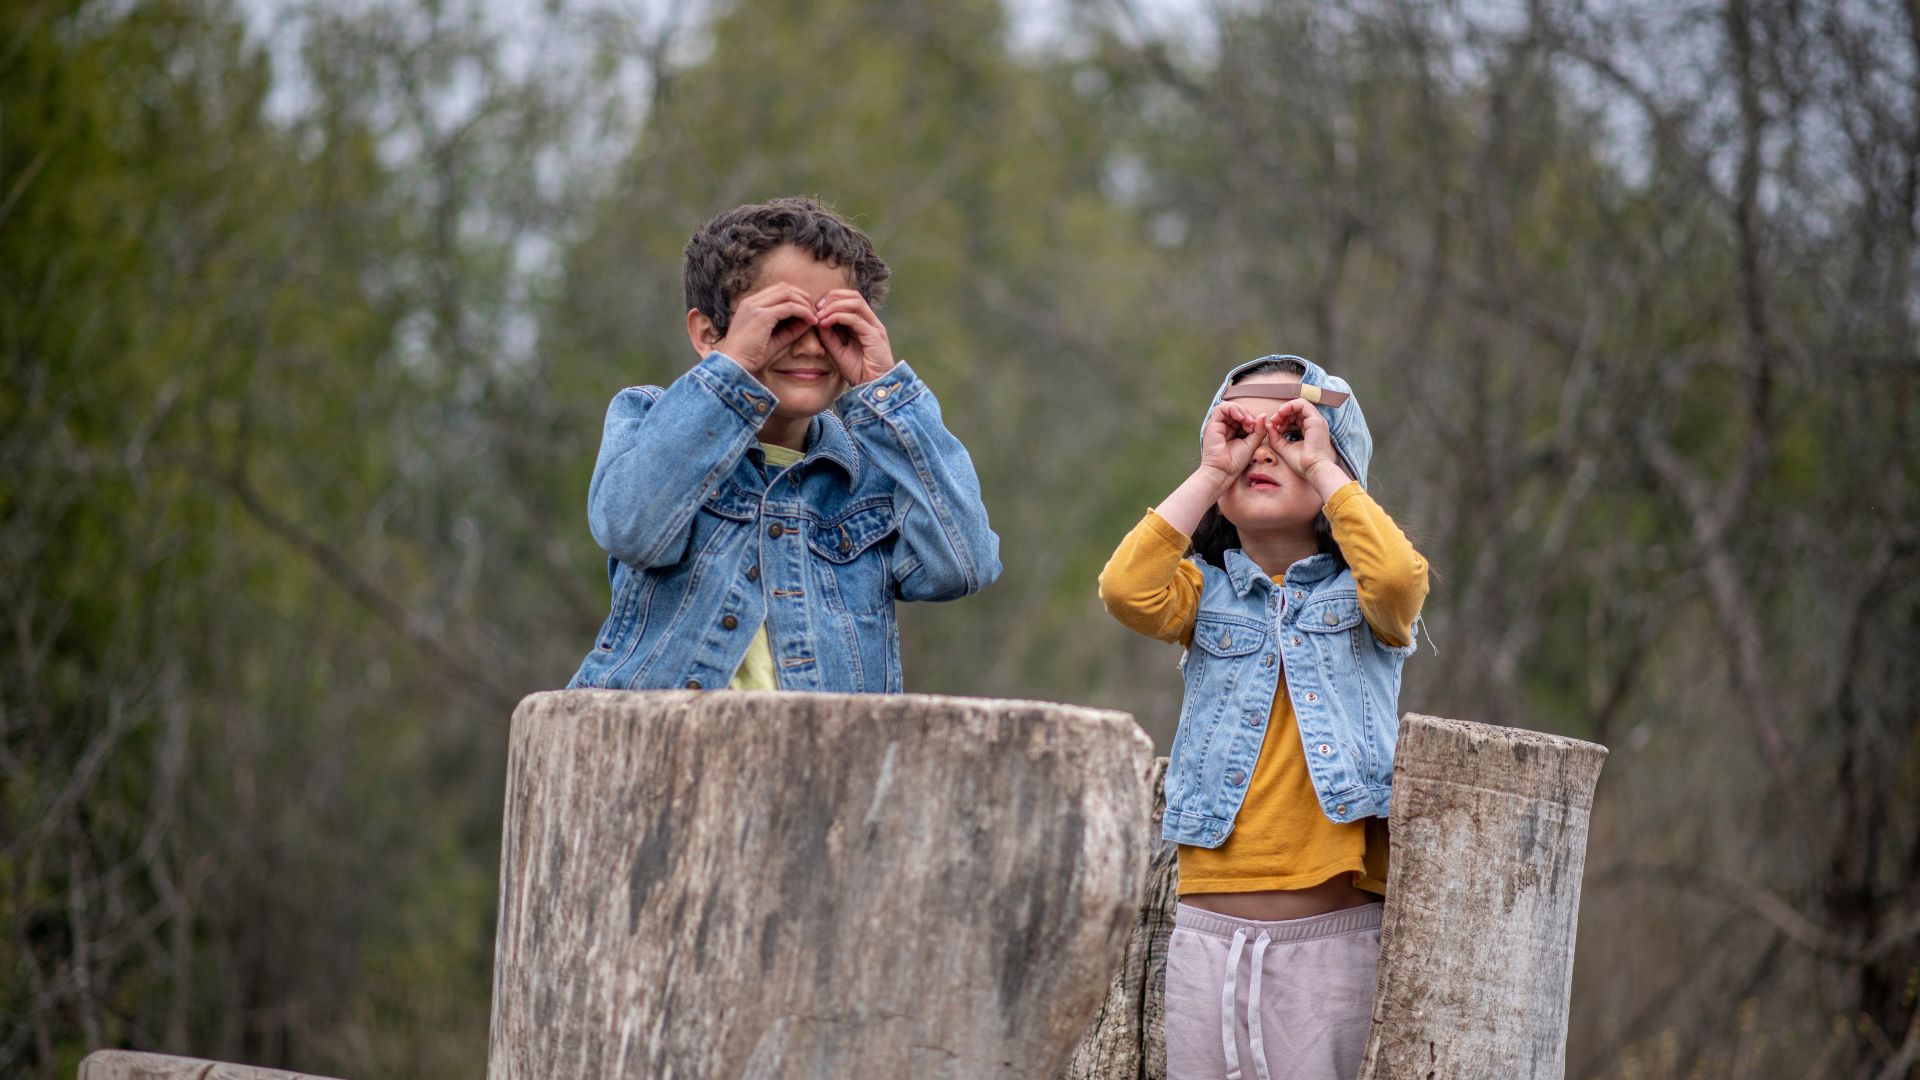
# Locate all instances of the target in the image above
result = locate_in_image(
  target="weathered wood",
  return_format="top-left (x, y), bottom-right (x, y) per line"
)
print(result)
top-left (487, 690), bottom-right (1156, 1080)
top-left (76, 1050), bottom-right (346, 1080)
top-left (1059, 757), bottom-right (1176, 1080)
top-left (1359, 713), bottom-right (1609, 1080)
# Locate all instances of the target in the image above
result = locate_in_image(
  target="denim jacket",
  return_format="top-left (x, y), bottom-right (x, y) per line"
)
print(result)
top-left (1163, 548), bottom-right (1417, 846)
top-left (1160, 354), bottom-right (1420, 847)
top-left (566, 352), bottom-right (1001, 692)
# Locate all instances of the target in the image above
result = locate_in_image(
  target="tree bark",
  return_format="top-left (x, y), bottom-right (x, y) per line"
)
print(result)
top-left (1358, 713), bottom-right (1608, 1080)
top-left (1058, 758), bottom-right (1177, 1080)
top-left (77, 1051), bottom-right (344, 1080)
top-left (487, 690), bottom-right (1156, 1080)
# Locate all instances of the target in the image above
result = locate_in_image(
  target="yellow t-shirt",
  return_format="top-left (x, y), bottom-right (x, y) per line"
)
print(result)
top-left (729, 443), bottom-right (805, 691)
top-left (1097, 482), bottom-right (1429, 896)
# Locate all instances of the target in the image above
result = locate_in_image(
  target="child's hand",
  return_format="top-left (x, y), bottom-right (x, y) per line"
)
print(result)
top-left (1264, 400), bottom-right (1346, 489)
top-left (814, 289), bottom-right (895, 385)
top-left (713, 283), bottom-right (821, 374)
top-left (1200, 403), bottom-right (1267, 487)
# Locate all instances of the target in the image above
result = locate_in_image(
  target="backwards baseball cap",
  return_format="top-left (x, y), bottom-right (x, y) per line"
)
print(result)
top-left (1200, 354), bottom-right (1373, 488)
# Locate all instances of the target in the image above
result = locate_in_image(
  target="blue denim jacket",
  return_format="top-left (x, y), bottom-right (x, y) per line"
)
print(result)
top-left (566, 352), bottom-right (1001, 692)
top-left (1162, 354), bottom-right (1417, 847)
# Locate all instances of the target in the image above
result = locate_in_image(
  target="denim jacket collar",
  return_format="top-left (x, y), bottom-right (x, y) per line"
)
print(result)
top-left (751, 411), bottom-right (864, 487)
top-left (1220, 547), bottom-right (1340, 596)
top-left (1221, 549), bottom-right (1275, 597)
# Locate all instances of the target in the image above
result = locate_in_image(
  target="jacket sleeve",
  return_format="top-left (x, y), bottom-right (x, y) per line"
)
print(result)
top-left (586, 353), bottom-right (776, 570)
top-left (1097, 511), bottom-right (1202, 647)
top-left (1324, 482), bottom-right (1429, 649)
top-left (836, 362), bottom-right (1002, 602)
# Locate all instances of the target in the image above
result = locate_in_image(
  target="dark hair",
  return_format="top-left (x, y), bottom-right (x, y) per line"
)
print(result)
top-left (1188, 358), bottom-right (1352, 571)
top-left (683, 197), bottom-right (890, 336)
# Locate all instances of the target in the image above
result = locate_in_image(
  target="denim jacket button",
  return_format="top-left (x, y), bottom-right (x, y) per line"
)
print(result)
top-left (746, 565), bottom-right (760, 581)
top-left (1317, 743), bottom-right (1332, 755)
top-left (753, 399), bottom-right (769, 414)
top-left (1305, 691), bottom-right (1318, 703)
top-left (1334, 803), bottom-right (1348, 817)
top-left (1246, 714), bottom-right (1263, 728)
top-left (873, 386), bottom-right (891, 401)
top-left (767, 523), bottom-right (784, 538)
top-left (684, 678), bottom-right (702, 689)
top-left (1292, 636), bottom-right (1302, 646)
top-left (1324, 610), bottom-right (1339, 625)
top-left (722, 615), bottom-right (738, 630)
top-left (1228, 770), bottom-right (1245, 785)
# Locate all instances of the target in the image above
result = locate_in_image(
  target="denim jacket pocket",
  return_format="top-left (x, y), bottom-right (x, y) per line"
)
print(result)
top-left (1191, 614), bottom-right (1265, 660)
top-left (808, 499), bottom-right (896, 614)
top-left (702, 478), bottom-right (760, 521)
top-left (1297, 594), bottom-right (1362, 676)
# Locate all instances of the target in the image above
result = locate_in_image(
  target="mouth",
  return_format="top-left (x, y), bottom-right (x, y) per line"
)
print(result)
top-left (1245, 471), bottom-right (1281, 490)
top-left (773, 367), bottom-right (834, 383)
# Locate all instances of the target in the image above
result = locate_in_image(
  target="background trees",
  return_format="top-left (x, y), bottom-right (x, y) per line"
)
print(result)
top-left (3, 0), bottom-right (1915, 1076)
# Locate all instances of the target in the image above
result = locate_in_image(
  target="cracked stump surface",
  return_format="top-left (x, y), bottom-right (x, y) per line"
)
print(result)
top-left (487, 690), bottom-right (1156, 1080)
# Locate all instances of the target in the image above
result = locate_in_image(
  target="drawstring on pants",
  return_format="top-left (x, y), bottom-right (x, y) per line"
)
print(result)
top-left (1218, 928), bottom-right (1275, 1080)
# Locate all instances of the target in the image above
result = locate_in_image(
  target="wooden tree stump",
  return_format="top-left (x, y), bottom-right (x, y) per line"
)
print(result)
top-left (1358, 713), bottom-right (1608, 1080)
top-left (487, 690), bottom-right (1156, 1080)
top-left (1058, 758), bottom-right (1176, 1080)
top-left (76, 1050), bottom-right (345, 1079)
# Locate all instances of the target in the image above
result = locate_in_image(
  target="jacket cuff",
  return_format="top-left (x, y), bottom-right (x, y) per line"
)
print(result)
top-left (836, 361), bottom-right (924, 425)
top-left (689, 352), bottom-right (779, 426)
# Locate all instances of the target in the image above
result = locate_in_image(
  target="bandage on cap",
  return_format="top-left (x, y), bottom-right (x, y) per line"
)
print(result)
top-left (1221, 382), bottom-right (1350, 407)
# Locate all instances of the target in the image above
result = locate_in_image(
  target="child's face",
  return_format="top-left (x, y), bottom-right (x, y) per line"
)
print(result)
top-left (744, 245), bottom-right (854, 421)
top-left (1215, 373), bottom-right (1325, 536)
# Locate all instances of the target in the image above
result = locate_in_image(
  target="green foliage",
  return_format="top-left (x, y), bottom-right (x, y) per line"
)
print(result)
top-left (3, 0), bottom-right (1916, 1076)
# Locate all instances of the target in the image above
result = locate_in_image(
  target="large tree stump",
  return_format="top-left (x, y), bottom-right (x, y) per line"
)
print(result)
top-left (76, 1050), bottom-right (345, 1079)
top-left (1358, 713), bottom-right (1608, 1080)
top-left (487, 690), bottom-right (1156, 1080)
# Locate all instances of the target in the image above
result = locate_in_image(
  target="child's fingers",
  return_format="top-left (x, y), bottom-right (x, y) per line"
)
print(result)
top-left (817, 306), bottom-right (883, 344)
top-left (816, 289), bottom-right (880, 320)
top-left (815, 292), bottom-right (881, 322)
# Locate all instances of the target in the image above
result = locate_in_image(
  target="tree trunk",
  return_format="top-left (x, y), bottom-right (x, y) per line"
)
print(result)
top-left (1058, 758), bottom-right (1177, 1080)
top-left (486, 690), bottom-right (1156, 1080)
top-left (1358, 713), bottom-right (1609, 1080)
top-left (76, 1051), bottom-right (344, 1079)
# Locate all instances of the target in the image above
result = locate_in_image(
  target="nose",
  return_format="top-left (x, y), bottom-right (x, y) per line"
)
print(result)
top-left (790, 322), bottom-right (827, 358)
top-left (1251, 442), bottom-right (1278, 465)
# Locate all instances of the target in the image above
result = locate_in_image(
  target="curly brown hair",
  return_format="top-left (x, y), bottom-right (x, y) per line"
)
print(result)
top-left (683, 197), bottom-right (891, 336)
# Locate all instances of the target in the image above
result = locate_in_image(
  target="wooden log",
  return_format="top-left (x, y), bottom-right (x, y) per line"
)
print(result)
top-left (1359, 713), bottom-right (1609, 1080)
top-left (487, 690), bottom-right (1156, 1080)
top-left (77, 1050), bottom-right (346, 1079)
top-left (1058, 757), bottom-right (1176, 1080)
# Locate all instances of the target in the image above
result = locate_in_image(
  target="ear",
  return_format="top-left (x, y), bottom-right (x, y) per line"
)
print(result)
top-left (686, 308), bottom-right (722, 358)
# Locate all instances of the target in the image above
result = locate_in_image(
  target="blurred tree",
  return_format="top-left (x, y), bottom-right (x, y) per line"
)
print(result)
top-left (1080, 0), bottom-right (1920, 1074)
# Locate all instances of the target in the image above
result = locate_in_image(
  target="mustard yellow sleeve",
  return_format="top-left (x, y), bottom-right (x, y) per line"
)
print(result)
top-left (1097, 510), bottom-right (1203, 647)
top-left (1324, 482), bottom-right (1429, 648)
